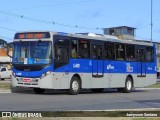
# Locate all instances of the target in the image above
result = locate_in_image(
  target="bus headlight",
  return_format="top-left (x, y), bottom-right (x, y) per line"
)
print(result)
top-left (41, 73), bottom-right (45, 78)
top-left (41, 71), bottom-right (51, 78)
top-left (46, 71), bottom-right (51, 75)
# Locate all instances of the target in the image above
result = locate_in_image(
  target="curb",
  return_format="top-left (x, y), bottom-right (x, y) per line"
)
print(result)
top-left (135, 88), bottom-right (160, 90)
top-left (0, 90), bottom-right (11, 93)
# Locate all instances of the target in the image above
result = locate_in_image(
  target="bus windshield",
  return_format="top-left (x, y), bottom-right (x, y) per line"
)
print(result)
top-left (12, 41), bottom-right (52, 65)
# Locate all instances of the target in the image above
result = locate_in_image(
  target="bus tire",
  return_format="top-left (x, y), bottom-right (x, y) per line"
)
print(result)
top-left (1, 78), bottom-right (5, 81)
top-left (122, 77), bottom-right (133, 93)
top-left (92, 88), bottom-right (104, 93)
top-left (68, 77), bottom-right (80, 95)
top-left (33, 88), bottom-right (45, 94)
top-left (117, 88), bottom-right (123, 92)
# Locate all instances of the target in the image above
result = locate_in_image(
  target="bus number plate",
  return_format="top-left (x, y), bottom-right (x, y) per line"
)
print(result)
top-left (23, 78), bottom-right (31, 82)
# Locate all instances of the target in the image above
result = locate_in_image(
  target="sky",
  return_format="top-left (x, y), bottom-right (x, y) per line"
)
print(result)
top-left (0, 0), bottom-right (160, 42)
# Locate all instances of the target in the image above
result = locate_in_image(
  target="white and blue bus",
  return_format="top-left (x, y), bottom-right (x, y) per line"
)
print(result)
top-left (11, 31), bottom-right (157, 95)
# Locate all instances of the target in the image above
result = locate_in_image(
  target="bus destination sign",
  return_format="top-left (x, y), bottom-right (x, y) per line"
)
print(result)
top-left (14, 32), bottom-right (50, 39)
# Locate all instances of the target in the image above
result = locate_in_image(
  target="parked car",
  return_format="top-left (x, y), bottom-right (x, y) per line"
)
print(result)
top-left (0, 66), bottom-right (12, 80)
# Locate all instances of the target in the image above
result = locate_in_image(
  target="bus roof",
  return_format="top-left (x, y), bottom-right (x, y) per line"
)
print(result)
top-left (53, 31), bottom-right (153, 46)
top-left (14, 31), bottom-right (153, 46)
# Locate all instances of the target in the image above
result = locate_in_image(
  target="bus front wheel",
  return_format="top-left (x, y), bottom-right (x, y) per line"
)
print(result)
top-left (68, 77), bottom-right (80, 95)
top-left (122, 77), bottom-right (133, 93)
top-left (33, 88), bottom-right (45, 94)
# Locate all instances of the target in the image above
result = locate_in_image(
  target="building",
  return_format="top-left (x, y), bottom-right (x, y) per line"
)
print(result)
top-left (103, 26), bottom-right (136, 40)
top-left (0, 39), bottom-right (12, 65)
top-left (0, 48), bottom-right (12, 64)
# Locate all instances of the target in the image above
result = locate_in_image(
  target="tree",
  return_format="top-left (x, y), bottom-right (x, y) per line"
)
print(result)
top-left (0, 39), bottom-right (7, 48)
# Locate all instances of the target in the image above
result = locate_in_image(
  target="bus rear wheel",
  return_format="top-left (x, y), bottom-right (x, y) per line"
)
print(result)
top-left (122, 77), bottom-right (133, 93)
top-left (68, 77), bottom-right (80, 95)
top-left (33, 88), bottom-right (45, 94)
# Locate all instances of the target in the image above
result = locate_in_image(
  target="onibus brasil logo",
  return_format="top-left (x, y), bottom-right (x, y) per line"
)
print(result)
top-left (2, 112), bottom-right (42, 118)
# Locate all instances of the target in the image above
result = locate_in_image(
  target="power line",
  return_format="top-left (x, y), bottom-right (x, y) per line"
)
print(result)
top-left (136, 24), bottom-right (151, 30)
top-left (4, 0), bottom-right (94, 11)
top-left (0, 27), bottom-right (17, 32)
top-left (0, 10), bottom-right (103, 31)
top-left (0, 35), bottom-right (12, 41)
top-left (135, 35), bottom-right (151, 41)
top-left (0, 7), bottom-right (156, 40)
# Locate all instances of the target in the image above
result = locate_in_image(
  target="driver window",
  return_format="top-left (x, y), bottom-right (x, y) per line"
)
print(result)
top-left (55, 47), bottom-right (69, 62)
top-left (54, 36), bottom-right (70, 69)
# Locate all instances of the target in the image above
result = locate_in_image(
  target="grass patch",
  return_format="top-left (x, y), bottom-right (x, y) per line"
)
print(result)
top-left (41, 111), bottom-right (160, 117)
top-left (148, 83), bottom-right (160, 88)
top-left (0, 82), bottom-right (11, 90)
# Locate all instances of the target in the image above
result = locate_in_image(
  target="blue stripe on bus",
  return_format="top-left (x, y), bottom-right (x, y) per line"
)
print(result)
top-left (13, 59), bottom-right (156, 78)
top-left (54, 59), bottom-right (156, 74)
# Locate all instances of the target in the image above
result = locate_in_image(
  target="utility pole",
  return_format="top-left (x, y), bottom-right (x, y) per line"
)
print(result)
top-left (151, 0), bottom-right (153, 42)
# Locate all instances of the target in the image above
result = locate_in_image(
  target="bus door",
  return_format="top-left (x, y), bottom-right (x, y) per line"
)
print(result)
top-left (137, 47), bottom-right (146, 77)
top-left (92, 43), bottom-right (104, 77)
top-left (54, 35), bottom-right (70, 89)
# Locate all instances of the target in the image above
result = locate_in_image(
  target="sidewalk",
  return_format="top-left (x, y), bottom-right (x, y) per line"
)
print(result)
top-left (0, 89), bottom-right (11, 93)
top-left (136, 87), bottom-right (160, 90)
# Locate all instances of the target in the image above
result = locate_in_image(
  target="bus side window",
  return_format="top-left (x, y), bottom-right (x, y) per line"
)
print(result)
top-left (78, 40), bottom-right (90, 58)
top-left (55, 47), bottom-right (62, 61)
top-left (105, 43), bottom-right (115, 60)
top-left (146, 47), bottom-right (154, 62)
top-left (56, 47), bottom-right (69, 62)
top-left (92, 45), bottom-right (97, 59)
top-left (116, 44), bottom-right (125, 60)
top-left (126, 45), bottom-right (135, 61)
top-left (71, 40), bottom-right (78, 58)
top-left (136, 48), bottom-right (145, 62)
top-left (97, 45), bottom-right (102, 59)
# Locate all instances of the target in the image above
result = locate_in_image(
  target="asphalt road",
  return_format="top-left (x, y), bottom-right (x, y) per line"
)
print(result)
top-left (0, 88), bottom-right (160, 111)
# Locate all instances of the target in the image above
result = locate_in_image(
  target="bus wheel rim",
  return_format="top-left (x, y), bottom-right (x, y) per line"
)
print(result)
top-left (72, 81), bottom-right (79, 92)
top-left (127, 80), bottom-right (132, 90)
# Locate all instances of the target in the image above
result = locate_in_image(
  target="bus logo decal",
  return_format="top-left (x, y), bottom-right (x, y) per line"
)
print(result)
top-left (148, 67), bottom-right (152, 70)
top-left (16, 72), bottom-right (22, 75)
top-left (107, 64), bottom-right (114, 70)
top-left (126, 63), bottom-right (133, 72)
top-left (89, 61), bottom-right (92, 66)
top-left (73, 64), bottom-right (80, 68)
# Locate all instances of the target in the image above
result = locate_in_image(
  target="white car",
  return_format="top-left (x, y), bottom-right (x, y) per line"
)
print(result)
top-left (0, 67), bottom-right (12, 80)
